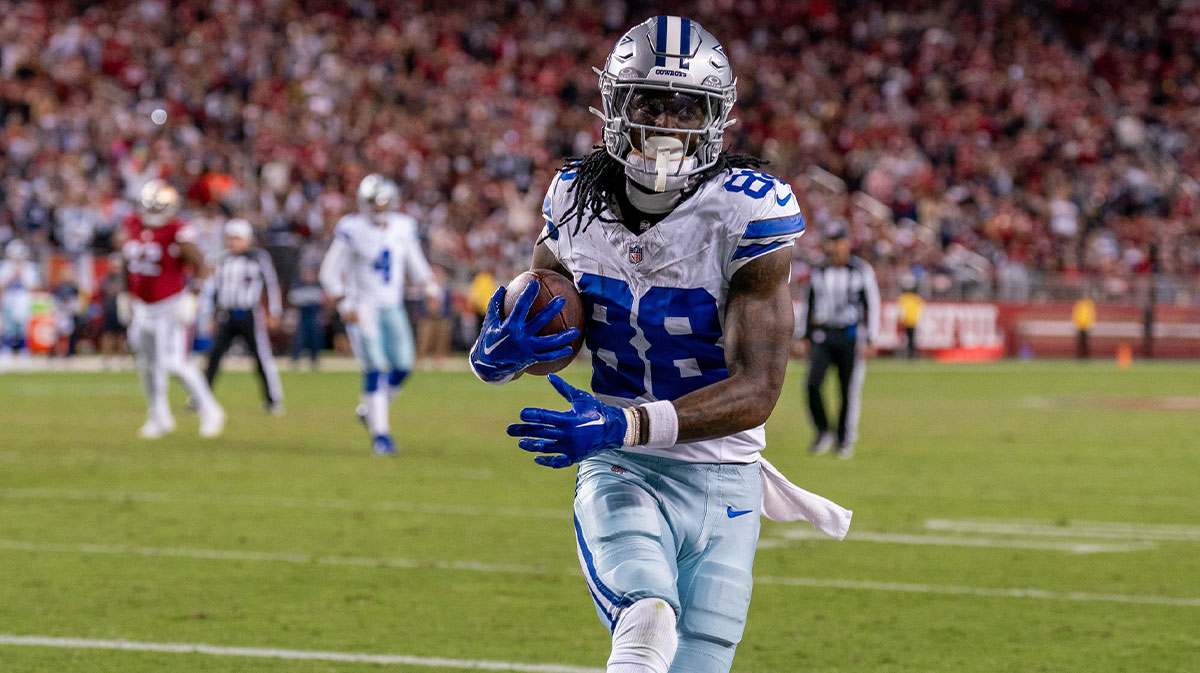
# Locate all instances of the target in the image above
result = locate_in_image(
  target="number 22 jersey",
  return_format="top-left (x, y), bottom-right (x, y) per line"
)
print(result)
top-left (122, 215), bottom-right (195, 304)
top-left (540, 168), bottom-right (805, 464)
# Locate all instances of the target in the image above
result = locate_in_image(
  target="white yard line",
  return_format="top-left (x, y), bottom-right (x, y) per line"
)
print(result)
top-left (761, 529), bottom-right (1156, 553)
top-left (0, 540), bottom-right (554, 576)
top-left (0, 487), bottom-right (570, 521)
top-left (753, 576), bottom-right (1200, 608)
top-left (3, 538), bottom-right (1197, 608)
top-left (0, 634), bottom-right (602, 673)
top-left (924, 519), bottom-right (1200, 541)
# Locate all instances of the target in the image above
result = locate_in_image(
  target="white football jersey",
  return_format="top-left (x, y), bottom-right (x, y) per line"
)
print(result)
top-left (541, 167), bottom-right (804, 464)
top-left (319, 212), bottom-right (433, 310)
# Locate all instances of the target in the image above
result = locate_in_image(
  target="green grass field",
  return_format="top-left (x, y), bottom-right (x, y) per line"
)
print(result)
top-left (1, 360), bottom-right (1198, 672)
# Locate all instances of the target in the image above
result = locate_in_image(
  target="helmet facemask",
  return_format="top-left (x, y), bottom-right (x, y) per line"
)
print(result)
top-left (592, 17), bottom-right (738, 193)
top-left (598, 76), bottom-right (734, 192)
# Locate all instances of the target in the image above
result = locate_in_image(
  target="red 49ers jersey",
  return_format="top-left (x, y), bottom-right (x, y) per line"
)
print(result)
top-left (122, 215), bottom-right (196, 303)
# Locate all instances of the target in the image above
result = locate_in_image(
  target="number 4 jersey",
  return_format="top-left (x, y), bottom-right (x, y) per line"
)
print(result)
top-left (541, 168), bottom-right (805, 464)
top-left (122, 215), bottom-right (196, 303)
top-left (320, 213), bottom-right (434, 312)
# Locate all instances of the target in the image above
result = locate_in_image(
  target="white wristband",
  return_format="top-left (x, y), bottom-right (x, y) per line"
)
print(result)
top-left (640, 400), bottom-right (678, 449)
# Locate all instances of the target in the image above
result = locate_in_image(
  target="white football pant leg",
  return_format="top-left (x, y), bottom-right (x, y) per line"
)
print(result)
top-left (131, 318), bottom-right (155, 417)
top-left (132, 313), bottom-right (171, 425)
top-left (160, 316), bottom-right (219, 416)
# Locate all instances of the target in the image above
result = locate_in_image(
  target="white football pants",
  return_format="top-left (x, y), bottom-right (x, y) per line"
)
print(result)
top-left (129, 296), bottom-right (219, 425)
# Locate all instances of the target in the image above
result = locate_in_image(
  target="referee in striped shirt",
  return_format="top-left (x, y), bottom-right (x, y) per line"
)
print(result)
top-left (801, 220), bottom-right (880, 459)
top-left (203, 219), bottom-right (284, 414)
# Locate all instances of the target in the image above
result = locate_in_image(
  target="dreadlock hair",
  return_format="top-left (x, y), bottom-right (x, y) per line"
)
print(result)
top-left (548, 147), bottom-right (767, 242)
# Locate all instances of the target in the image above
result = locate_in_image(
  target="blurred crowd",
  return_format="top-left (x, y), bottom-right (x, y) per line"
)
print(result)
top-left (2, 0), bottom-right (1199, 357)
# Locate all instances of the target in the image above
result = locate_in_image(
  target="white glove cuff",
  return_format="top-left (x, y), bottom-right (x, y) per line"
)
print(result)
top-left (468, 353), bottom-right (517, 386)
top-left (641, 400), bottom-right (678, 450)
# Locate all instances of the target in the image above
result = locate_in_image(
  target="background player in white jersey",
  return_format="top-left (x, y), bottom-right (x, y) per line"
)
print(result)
top-left (0, 239), bottom-right (41, 372)
top-left (470, 16), bottom-right (850, 673)
top-left (320, 174), bottom-right (440, 455)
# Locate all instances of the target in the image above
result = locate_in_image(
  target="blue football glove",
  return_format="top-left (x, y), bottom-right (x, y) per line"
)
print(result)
top-left (507, 374), bottom-right (628, 468)
top-left (469, 281), bottom-right (581, 382)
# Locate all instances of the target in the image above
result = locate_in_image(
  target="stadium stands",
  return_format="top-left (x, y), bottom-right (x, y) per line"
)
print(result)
top-left (1, 0), bottom-right (1198, 355)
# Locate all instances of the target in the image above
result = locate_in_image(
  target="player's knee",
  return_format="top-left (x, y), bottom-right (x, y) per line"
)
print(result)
top-left (363, 370), bottom-right (382, 392)
top-left (388, 369), bottom-right (409, 388)
top-left (608, 598), bottom-right (678, 673)
top-left (669, 636), bottom-right (736, 673)
top-left (677, 561), bottom-right (752, 647)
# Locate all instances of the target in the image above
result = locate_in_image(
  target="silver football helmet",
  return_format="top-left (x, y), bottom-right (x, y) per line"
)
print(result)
top-left (137, 179), bottom-right (181, 228)
top-left (593, 16), bottom-right (737, 192)
top-left (357, 174), bottom-right (400, 215)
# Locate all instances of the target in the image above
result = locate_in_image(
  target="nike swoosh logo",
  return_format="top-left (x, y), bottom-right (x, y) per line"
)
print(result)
top-left (577, 419), bottom-right (605, 428)
top-left (727, 506), bottom-right (754, 518)
top-left (482, 335), bottom-right (508, 355)
top-left (775, 192), bottom-right (793, 207)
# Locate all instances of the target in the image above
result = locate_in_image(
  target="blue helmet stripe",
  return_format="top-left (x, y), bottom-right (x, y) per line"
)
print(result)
top-left (654, 16), bottom-right (668, 66)
top-left (679, 17), bottom-right (691, 69)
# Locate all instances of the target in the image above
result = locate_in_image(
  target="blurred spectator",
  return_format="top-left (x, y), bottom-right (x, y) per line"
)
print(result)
top-left (468, 269), bottom-right (497, 323)
top-left (0, 239), bottom-right (39, 369)
top-left (49, 263), bottom-right (82, 357)
top-left (897, 277), bottom-right (923, 359)
top-left (98, 264), bottom-right (126, 369)
top-left (1073, 294), bottom-right (1097, 359)
top-left (417, 265), bottom-right (453, 363)
top-left (288, 266), bottom-right (325, 370)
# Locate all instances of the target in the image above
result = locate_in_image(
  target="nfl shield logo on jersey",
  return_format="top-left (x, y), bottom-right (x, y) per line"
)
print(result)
top-left (628, 244), bottom-right (643, 265)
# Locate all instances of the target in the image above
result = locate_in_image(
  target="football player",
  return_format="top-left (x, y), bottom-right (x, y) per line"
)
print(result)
top-left (0, 239), bottom-right (41, 371)
top-left (469, 17), bottom-right (851, 673)
top-left (319, 174), bottom-right (440, 455)
top-left (118, 179), bottom-right (225, 439)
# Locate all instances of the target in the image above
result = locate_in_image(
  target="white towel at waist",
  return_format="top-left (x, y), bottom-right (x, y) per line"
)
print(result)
top-left (759, 457), bottom-right (853, 541)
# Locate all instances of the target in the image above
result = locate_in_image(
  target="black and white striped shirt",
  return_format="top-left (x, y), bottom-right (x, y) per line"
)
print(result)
top-left (803, 256), bottom-right (881, 343)
top-left (208, 248), bottom-right (282, 317)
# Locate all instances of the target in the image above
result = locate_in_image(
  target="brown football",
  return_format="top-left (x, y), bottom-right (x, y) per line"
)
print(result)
top-left (502, 269), bottom-right (586, 375)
